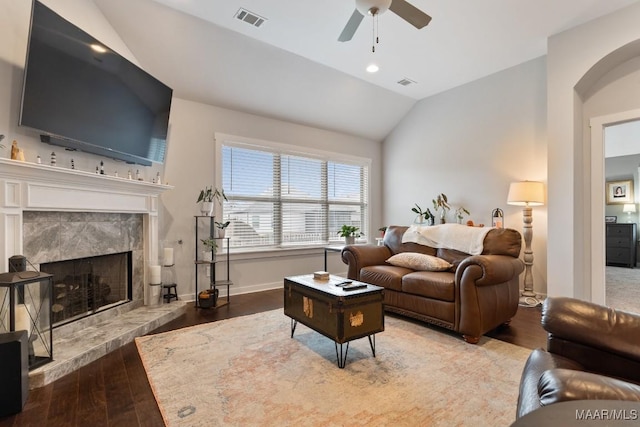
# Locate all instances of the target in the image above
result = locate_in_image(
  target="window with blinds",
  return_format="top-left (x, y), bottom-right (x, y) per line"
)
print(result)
top-left (219, 138), bottom-right (369, 250)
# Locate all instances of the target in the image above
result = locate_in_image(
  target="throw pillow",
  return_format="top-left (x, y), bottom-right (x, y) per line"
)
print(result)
top-left (386, 252), bottom-right (452, 272)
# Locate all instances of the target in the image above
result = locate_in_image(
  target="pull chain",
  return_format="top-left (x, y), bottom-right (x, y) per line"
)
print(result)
top-left (372, 13), bottom-right (380, 53)
top-left (372, 14), bottom-right (375, 52)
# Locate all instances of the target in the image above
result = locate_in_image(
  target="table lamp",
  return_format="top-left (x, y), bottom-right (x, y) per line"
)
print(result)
top-left (507, 181), bottom-right (545, 307)
top-left (623, 203), bottom-right (636, 223)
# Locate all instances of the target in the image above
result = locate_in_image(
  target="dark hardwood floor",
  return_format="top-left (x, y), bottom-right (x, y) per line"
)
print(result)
top-left (0, 290), bottom-right (545, 427)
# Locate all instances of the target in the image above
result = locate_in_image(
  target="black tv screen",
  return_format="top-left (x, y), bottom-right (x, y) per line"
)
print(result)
top-left (20, 1), bottom-right (172, 166)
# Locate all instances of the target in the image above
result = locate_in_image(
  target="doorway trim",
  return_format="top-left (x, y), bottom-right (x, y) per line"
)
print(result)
top-left (590, 108), bottom-right (640, 305)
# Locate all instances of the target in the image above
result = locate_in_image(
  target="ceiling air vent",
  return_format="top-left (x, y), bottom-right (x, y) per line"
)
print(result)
top-left (235, 8), bottom-right (266, 28)
top-left (397, 78), bottom-right (417, 86)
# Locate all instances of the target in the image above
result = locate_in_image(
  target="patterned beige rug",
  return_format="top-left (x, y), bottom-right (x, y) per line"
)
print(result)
top-left (135, 310), bottom-right (531, 426)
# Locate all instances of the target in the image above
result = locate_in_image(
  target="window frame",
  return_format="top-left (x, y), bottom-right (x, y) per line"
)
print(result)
top-left (215, 133), bottom-right (371, 253)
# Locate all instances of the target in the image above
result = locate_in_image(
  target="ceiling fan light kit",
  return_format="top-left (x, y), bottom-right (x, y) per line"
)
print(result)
top-left (339, 0), bottom-right (432, 44)
top-left (355, 0), bottom-right (392, 15)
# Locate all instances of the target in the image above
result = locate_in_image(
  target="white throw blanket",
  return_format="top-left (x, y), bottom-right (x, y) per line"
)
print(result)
top-left (402, 223), bottom-right (493, 255)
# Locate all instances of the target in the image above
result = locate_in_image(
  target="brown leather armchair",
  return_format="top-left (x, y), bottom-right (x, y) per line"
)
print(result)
top-left (516, 297), bottom-right (640, 419)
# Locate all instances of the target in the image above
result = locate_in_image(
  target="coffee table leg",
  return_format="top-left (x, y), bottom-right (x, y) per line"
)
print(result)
top-left (335, 342), bottom-right (350, 369)
top-left (368, 334), bottom-right (376, 357)
top-left (290, 319), bottom-right (298, 338)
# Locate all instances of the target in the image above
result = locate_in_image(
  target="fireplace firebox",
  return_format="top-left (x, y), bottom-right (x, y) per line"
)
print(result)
top-left (40, 252), bottom-right (132, 326)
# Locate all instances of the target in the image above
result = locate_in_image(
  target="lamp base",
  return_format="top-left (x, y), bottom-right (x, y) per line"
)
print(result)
top-left (519, 294), bottom-right (541, 307)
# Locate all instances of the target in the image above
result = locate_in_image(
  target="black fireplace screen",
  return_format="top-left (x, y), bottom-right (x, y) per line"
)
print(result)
top-left (40, 252), bottom-right (132, 326)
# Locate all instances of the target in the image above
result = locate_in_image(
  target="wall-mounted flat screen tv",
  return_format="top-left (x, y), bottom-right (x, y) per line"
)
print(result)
top-left (19, 0), bottom-right (173, 166)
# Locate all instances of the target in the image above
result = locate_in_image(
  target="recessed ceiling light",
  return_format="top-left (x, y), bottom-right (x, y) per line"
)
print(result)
top-left (366, 64), bottom-right (379, 73)
top-left (90, 44), bottom-right (107, 53)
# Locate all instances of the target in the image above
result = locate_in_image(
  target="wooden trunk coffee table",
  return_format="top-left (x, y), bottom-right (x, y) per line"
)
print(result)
top-left (284, 274), bottom-right (384, 368)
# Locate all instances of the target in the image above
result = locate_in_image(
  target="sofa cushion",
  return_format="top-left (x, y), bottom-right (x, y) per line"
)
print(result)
top-left (401, 271), bottom-right (455, 301)
top-left (360, 265), bottom-right (410, 292)
top-left (386, 252), bottom-right (452, 271)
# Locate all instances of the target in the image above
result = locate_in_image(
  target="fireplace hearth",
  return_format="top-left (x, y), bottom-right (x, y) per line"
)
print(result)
top-left (40, 252), bottom-right (132, 326)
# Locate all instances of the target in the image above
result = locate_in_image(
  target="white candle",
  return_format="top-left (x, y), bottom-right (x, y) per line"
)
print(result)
top-left (163, 247), bottom-right (174, 266)
top-left (150, 265), bottom-right (161, 284)
top-left (15, 304), bottom-right (30, 337)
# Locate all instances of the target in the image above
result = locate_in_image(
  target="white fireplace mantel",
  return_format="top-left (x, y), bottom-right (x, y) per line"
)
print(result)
top-left (0, 158), bottom-right (172, 303)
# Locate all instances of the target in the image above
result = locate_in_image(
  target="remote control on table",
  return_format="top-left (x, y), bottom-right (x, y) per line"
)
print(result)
top-left (335, 280), bottom-right (352, 287)
top-left (342, 283), bottom-right (367, 291)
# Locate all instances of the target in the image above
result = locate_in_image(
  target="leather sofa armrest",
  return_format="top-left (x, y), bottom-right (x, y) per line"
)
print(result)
top-left (538, 369), bottom-right (640, 406)
top-left (456, 254), bottom-right (524, 286)
top-left (341, 245), bottom-right (392, 281)
top-left (542, 297), bottom-right (640, 362)
top-left (517, 349), bottom-right (585, 419)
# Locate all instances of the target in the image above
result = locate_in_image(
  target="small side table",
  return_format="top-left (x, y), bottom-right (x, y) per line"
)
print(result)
top-left (161, 264), bottom-right (178, 303)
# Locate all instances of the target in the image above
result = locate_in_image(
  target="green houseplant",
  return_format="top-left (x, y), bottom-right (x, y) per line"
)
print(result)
top-left (411, 204), bottom-right (434, 225)
top-left (432, 193), bottom-right (451, 224)
top-left (197, 187), bottom-right (227, 216)
top-left (337, 225), bottom-right (361, 244)
top-left (201, 238), bottom-right (217, 261)
top-left (215, 220), bottom-right (230, 238)
top-left (455, 206), bottom-right (470, 224)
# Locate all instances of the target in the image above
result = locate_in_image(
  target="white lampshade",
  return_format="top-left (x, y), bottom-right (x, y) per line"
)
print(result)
top-left (623, 203), bottom-right (636, 213)
top-left (507, 181), bottom-right (545, 206)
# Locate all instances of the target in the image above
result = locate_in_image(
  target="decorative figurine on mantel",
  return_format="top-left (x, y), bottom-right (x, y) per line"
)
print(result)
top-left (11, 140), bottom-right (19, 160)
top-left (50, 152), bottom-right (56, 166)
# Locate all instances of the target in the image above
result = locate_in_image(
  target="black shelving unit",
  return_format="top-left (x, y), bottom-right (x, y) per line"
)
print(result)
top-left (194, 216), bottom-right (232, 308)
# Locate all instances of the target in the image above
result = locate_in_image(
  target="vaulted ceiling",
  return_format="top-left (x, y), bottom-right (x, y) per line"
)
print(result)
top-left (94, 0), bottom-right (639, 141)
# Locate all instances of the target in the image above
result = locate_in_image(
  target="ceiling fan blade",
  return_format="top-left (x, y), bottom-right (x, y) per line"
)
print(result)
top-left (338, 9), bottom-right (364, 42)
top-left (389, 0), bottom-right (432, 29)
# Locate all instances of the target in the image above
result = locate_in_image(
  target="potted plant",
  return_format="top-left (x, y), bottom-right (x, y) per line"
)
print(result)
top-left (215, 220), bottom-right (230, 238)
top-left (201, 238), bottom-right (217, 261)
top-left (378, 226), bottom-right (387, 237)
top-left (197, 187), bottom-right (227, 216)
top-left (411, 204), bottom-right (434, 225)
top-left (432, 193), bottom-right (451, 224)
top-left (455, 206), bottom-right (470, 224)
top-left (337, 225), bottom-right (362, 245)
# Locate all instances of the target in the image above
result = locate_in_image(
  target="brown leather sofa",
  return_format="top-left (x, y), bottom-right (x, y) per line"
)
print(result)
top-left (516, 297), bottom-right (640, 419)
top-left (341, 225), bottom-right (524, 343)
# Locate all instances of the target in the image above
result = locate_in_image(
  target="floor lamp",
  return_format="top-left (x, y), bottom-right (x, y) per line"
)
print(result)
top-left (507, 181), bottom-right (545, 307)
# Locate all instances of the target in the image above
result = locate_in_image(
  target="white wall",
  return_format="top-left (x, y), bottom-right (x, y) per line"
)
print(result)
top-left (0, 0), bottom-right (163, 181)
top-left (547, 1), bottom-right (640, 299)
top-left (383, 57), bottom-right (548, 294)
top-left (0, 0), bottom-right (382, 299)
top-left (161, 98), bottom-right (382, 298)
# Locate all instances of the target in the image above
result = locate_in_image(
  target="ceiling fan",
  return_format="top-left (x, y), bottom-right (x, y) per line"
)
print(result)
top-left (338, 0), bottom-right (432, 43)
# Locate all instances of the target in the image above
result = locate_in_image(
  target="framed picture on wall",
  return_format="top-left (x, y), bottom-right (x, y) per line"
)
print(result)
top-left (606, 179), bottom-right (634, 204)
top-left (605, 216), bottom-right (617, 223)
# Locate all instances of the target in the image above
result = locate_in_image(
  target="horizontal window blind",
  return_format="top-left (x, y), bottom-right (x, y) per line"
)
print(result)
top-left (220, 138), bottom-right (368, 250)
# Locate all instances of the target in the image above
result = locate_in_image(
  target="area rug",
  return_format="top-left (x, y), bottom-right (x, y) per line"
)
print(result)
top-left (135, 310), bottom-right (531, 427)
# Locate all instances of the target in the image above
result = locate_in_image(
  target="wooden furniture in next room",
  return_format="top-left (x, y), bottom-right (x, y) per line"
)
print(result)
top-left (606, 223), bottom-right (637, 268)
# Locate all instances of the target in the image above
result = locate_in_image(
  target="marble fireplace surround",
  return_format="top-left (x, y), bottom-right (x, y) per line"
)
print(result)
top-left (25, 212), bottom-right (142, 322)
top-left (0, 158), bottom-right (171, 308)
